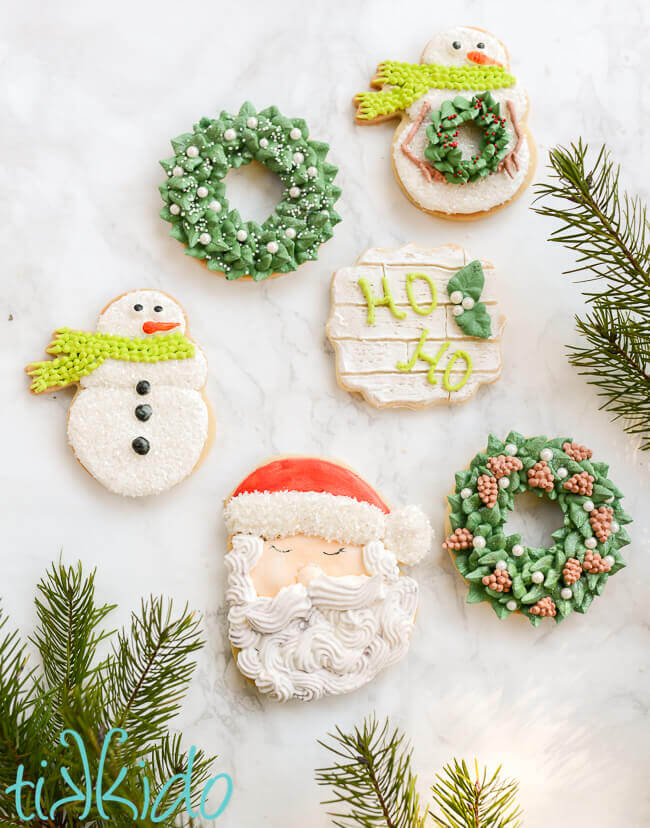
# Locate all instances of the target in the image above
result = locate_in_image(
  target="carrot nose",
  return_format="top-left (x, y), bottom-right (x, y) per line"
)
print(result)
top-left (142, 321), bottom-right (179, 334)
top-left (467, 51), bottom-right (501, 66)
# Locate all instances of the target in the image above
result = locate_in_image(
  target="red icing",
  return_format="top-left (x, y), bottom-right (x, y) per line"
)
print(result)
top-left (142, 321), bottom-right (180, 334)
top-left (231, 457), bottom-right (390, 513)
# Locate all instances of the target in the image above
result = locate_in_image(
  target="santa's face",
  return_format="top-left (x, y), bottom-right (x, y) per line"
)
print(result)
top-left (225, 534), bottom-right (418, 702)
top-left (421, 27), bottom-right (507, 69)
top-left (251, 535), bottom-right (366, 597)
top-left (97, 290), bottom-right (186, 338)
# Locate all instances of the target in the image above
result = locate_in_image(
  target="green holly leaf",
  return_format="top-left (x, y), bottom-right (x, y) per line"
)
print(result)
top-left (447, 260), bottom-right (485, 301)
top-left (569, 502), bottom-right (588, 528)
top-left (451, 303), bottom-right (492, 339)
top-left (467, 582), bottom-right (488, 603)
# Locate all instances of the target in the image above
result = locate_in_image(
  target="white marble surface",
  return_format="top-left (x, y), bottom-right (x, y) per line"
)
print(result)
top-left (1, 0), bottom-right (649, 824)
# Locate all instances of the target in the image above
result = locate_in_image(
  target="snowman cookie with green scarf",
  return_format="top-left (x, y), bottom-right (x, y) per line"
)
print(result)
top-left (354, 26), bottom-right (536, 219)
top-left (27, 290), bottom-right (212, 497)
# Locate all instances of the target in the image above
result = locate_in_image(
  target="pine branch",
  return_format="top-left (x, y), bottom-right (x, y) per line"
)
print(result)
top-left (105, 597), bottom-right (204, 750)
top-left (533, 140), bottom-right (650, 446)
top-left (316, 715), bottom-right (427, 828)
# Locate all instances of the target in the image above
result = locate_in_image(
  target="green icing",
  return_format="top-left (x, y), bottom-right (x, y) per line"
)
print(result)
top-left (159, 102), bottom-right (342, 282)
top-left (358, 277), bottom-right (407, 325)
top-left (27, 330), bottom-right (194, 393)
top-left (446, 433), bottom-right (632, 626)
top-left (443, 350), bottom-right (472, 392)
top-left (397, 332), bottom-right (449, 385)
top-left (405, 272), bottom-right (437, 315)
top-left (446, 260), bottom-right (493, 339)
top-left (355, 62), bottom-right (516, 121)
top-left (424, 92), bottom-right (510, 184)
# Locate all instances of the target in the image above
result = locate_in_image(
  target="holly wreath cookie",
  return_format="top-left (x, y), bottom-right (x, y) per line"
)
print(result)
top-left (223, 456), bottom-right (432, 701)
top-left (443, 433), bottom-right (632, 625)
top-left (354, 26), bottom-right (536, 219)
top-left (159, 102), bottom-right (341, 281)
top-left (326, 243), bottom-right (505, 407)
top-left (26, 290), bottom-right (212, 497)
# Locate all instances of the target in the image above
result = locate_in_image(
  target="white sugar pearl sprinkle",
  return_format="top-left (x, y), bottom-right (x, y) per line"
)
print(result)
top-left (540, 448), bottom-right (553, 462)
top-left (496, 560), bottom-right (507, 571)
top-left (285, 227), bottom-right (296, 239)
top-left (610, 521), bottom-right (619, 534)
top-left (460, 488), bottom-right (472, 499)
top-left (557, 467), bottom-right (568, 479)
top-left (583, 500), bottom-right (595, 512)
top-left (512, 544), bottom-right (524, 557)
top-left (289, 186), bottom-right (301, 198)
top-left (452, 306), bottom-right (464, 317)
top-left (560, 587), bottom-right (573, 600)
top-left (604, 555), bottom-right (615, 567)
top-left (224, 128), bottom-right (236, 141)
top-left (169, 203), bottom-right (180, 215)
top-left (246, 117), bottom-right (258, 128)
top-left (461, 296), bottom-right (475, 310)
top-left (498, 477), bottom-right (510, 489)
top-left (293, 152), bottom-right (304, 164)
top-left (505, 443), bottom-right (518, 455)
top-left (585, 537), bottom-right (597, 549)
top-left (473, 536), bottom-right (486, 549)
top-left (196, 186), bottom-right (209, 198)
top-left (173, 166), bottom-right (184, 177)
top-left (450, 290), bottom-right (463, 304)
top-left (199, 232), bottom-right (211, 245)
top-left (266, 241), bottom-right (279, 254)
top-left (307, 166), bottom-right (318, 178)
top-left (506, 600), bottom-right (518, 611)
top-left (236, 230), bottom-right (248, 242)
top-left (186, 145), bottom-right (199, 157)
top-left (531, 571), bottom-right (544, 584)
top-left (208, 200), bottom-right (221, 212)
top-left (289, 127), bottom-right (302, 140)
top-left (259, 138), bottom-right (269, 148)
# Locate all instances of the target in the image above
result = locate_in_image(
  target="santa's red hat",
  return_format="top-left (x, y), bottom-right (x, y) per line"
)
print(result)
top-left (224, 456), bottom-right (432, 565)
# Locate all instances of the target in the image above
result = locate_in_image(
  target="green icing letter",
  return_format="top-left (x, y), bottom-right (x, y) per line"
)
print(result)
top-left (443, 349), bottom-right (473, 392)
top-left (358, 277), bottom-right (407, 325)
top-left (406, 272), bottom-right (437, 316)
top-left (396, 331), bottom-right (449, 386)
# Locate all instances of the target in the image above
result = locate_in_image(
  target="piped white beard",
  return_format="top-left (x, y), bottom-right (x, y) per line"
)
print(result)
top-left (224, 535), bottom-right (418, 702)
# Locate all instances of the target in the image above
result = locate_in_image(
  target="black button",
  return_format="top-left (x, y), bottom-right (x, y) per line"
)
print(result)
top-left (452, 40), bottom-right (462, 49)
top-left (136, 380), bottom-right (150, 395)
top-left (135, 404), bottom-right (152, 422)
top-left (154, 305), bottom-right (163, 312)
top-left (132, 437), bottom-right (150, 455)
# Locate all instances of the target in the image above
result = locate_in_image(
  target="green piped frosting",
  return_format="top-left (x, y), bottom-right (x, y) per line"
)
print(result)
top-left (425, 92), bottom-right (510, 184)
top-left (27, 330), bottom-right (194, 393)
top-left (446, 260), bottom-right (492, 339)
top-left (159, 102), bottom-right (342, 281)
top-left (355, 61), bottom-right (516, 121)
top-left (447, 432), bottom-right (632, 627)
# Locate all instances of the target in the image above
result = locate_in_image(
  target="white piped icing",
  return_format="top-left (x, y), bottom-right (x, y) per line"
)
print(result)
top-left (225, 535), bottom-right (418, 702)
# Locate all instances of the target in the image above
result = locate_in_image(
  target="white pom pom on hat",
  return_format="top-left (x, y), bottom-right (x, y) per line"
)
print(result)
top-left (224, 456), bottom-right (432, 565)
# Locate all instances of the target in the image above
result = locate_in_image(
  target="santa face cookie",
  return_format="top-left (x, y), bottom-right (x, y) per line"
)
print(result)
top-left (27, 290), bottom-right (211, 497)
top-left (354, 26), bottom-right (536, 219)
top-left (326, 243), bottom-right (505, 408)
top-left (223, 456), bottom-right (432, 702)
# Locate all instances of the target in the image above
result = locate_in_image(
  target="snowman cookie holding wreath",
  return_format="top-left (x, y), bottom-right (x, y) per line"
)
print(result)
top-left (354, 26), bottom-right (536, 219)
top-left (27, 290), bottom-right (212, 497)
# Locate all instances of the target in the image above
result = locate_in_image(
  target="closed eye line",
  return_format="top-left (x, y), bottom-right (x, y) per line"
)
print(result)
top-left (271, 544), bottom-right (292, 554)
top-left (322, 548), bottom-right (345, 556)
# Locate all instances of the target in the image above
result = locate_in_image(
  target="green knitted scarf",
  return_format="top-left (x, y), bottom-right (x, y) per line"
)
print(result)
top-left (27, 329), bottom-right (195, 393)
top-left (355, 61), bottom-right (516, 121)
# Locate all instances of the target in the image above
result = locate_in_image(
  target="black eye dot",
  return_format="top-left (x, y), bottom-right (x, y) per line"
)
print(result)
top-left (133, 304), bottom-right (143, 311)
top-left (153, 305), bottom-right (163, 313)
top-left (476, 42), bottom-right (485, 49)
top-left (452, 40), bottom-right (462, 50)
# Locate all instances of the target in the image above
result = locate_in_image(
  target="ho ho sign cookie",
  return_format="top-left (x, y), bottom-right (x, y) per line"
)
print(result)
top-left (326, 243), bottom-right (505, 408)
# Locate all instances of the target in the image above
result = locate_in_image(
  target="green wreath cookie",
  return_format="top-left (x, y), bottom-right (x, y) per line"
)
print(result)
top-left (424, 92), bottom-right (510, 184)
top-left (443, 432), bottom-right (632, 626)
top-left (159, 102), bottom-right (341, 281)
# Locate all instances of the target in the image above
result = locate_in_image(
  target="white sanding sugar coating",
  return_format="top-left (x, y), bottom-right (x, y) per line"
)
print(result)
top-left (66, 290), bottom-right (209, 497)
top-left (394, 85), bottom-right (531, 214)
top-left (225, 536), bottom-right (418, 702)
